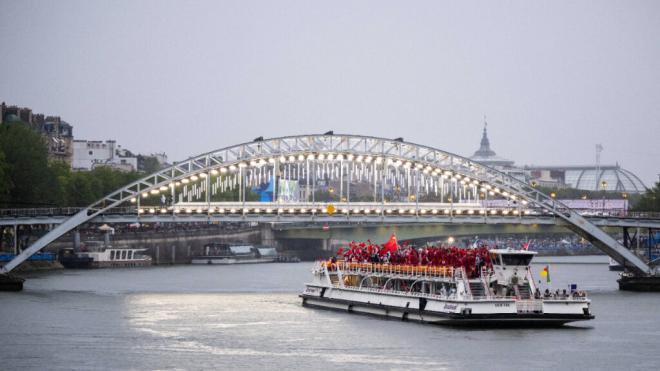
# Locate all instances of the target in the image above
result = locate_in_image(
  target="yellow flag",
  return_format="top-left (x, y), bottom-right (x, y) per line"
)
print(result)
top-left (326, 204), bottom-right (336, 215)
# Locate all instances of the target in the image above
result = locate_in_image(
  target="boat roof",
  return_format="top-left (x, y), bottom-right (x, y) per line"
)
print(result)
top-left (489, 248), bottom-right (537, 255)
top-left (229, 245), bottom-right (254, 254)
top-left (257, 247), bottom-right (277, 256)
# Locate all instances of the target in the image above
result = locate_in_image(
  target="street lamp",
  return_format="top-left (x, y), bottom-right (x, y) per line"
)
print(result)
top-left (601, 180), bottom-right (608, 215)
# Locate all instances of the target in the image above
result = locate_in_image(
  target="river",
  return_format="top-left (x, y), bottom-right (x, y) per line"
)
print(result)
top-left (2, 256), bottom-right (660, 370)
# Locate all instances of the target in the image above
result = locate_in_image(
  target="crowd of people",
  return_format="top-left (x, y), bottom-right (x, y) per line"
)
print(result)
top-left (336, 236), bottom-right (493, 278)
top-left (535, 288), bottom-right (587, 299)
top-left (474, 236), bottom-right (610, 253)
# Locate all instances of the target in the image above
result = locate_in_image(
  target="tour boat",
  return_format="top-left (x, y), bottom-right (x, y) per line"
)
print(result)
top-left (301, 248), bottom-right (594, 327)
top-left (59, 242), bottom-right (152, 269)
top-left (191, 243), bottom-right (277, 265)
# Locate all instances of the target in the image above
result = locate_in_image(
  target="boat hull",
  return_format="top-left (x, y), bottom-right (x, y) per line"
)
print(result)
top-left (191, 257), bottom-right (276, 265)
top-left (618, 275), bottom-right (660, 291)
top-left (60, 257), bottom-right (151, 269)
top-left (60, 257), bottom-right (94, 269)
top-left (301, 294), bottom-right (593, 327)
top-left (0, 274), bottom-right (25, 292)
top-left (90, 260), bottom-right (152, 268)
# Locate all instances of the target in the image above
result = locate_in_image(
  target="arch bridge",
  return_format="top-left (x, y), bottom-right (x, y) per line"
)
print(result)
top-left (1, 134), bottom-right (656, 276)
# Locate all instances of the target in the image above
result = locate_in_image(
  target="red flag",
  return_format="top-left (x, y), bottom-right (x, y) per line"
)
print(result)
top-left (522, 240), bottom-right (531, 251)
top-left (381, 233), bottom-right (399, 256)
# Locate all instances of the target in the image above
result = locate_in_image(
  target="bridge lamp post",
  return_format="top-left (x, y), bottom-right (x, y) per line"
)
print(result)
top-left (601, 181), bottom-right (608, 215)
top-left (550, 192), bottom-right (556, 214)
top-left (448, 197), bottom-right (454, 219)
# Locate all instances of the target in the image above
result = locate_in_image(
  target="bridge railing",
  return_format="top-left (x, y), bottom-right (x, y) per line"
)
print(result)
top-left (1, 205), bottom-right (659, 220)
top-left (0, 206), bottom-right (137, 218)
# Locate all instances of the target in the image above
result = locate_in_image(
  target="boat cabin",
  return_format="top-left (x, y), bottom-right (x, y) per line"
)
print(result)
top-left (489, 249), bottom-right (537, 288)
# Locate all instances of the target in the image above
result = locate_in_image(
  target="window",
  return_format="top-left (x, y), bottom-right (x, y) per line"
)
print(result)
top-left (121, 250), bottom-right (127, 260)
top-left (128, 251), bottom-right (133, 259)
top-left (110, 250), bottom-right (115, 260)
top-left (89, 150), bottom-right (93, 155)
top-left (501, 254), bottom-right (533, 266)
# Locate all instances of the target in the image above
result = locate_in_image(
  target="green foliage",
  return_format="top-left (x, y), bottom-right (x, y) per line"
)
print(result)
top-left (0, 122), bottom-right (143, 208)
top-left (313, 189), bottom-right (339, 203)
top-left (0, 149), bottom-right (10, 200)
top-left (63, 167), bottom-right (142, 207)
top-left (138, 155), bottom-right (161, 174)
top-left (0, 122), bottom-right (56, 207)
top-left (632, 182), bottom-right (660, 212)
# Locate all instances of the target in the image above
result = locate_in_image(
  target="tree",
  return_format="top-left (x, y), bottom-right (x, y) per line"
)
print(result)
top-left (0, 122), bottom-right (55, 207)
top-left (0, 149), bottom-right (10, 202)
top-left (138, 155), bottom-right (161, 174)
top-left (632, 182), bottom-right (660, 212)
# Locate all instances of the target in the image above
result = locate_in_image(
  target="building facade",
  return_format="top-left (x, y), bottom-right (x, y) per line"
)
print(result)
top-left (467, 121), bottom-right (647, 194)
top-left (1, 102), bottom-right (74, 165)
top-left (72, 140), bottom-right (138, 171)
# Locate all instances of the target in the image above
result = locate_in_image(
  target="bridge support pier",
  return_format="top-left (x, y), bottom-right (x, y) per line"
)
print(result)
top-left (260, 223), bottom-right (277, 248)
top-left (73, 230), bottom-right (81, 250)
top-left (13, 224), bottom-right (18, 255)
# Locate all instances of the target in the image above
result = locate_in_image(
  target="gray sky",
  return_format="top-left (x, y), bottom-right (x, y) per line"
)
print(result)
top-left (1, 0), bottom-right (659, 186)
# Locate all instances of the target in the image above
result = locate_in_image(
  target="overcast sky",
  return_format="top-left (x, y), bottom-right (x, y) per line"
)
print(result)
top-left (1, 0), bottom-right (658, 186)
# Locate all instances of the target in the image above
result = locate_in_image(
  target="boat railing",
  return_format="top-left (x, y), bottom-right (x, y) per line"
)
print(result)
top-left (335, 283), bottom-right (455, 301)
top-left (335, 283), bottom-right (524, 302)
top-left (322, 260), bottom-right (455, 278)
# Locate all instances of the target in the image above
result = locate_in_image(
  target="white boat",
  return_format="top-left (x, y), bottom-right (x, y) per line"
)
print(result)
top-left (60, 242), bottom-right (152, 269)
top-left (301, 249), bottom-right (593, 327)
top-left (191, 243), bottom-right (277, 265)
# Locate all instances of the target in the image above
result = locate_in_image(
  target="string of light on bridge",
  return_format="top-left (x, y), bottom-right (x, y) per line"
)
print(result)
top-left (126, 150), bottom-right (532, 218)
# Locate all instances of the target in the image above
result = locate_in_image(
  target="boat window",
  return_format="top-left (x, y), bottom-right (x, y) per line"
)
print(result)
top-left (121, 250), bottom-right (127, 260)
top-left (501, 254), bottom-right (533, 266)
top-left (128, 251), bottom-right (133, 259)
top-left (110, 250), bottom-right (115, 260)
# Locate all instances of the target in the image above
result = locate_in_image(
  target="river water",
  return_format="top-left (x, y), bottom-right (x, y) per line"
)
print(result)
top-left (2, 256), bottom-right (660, 370)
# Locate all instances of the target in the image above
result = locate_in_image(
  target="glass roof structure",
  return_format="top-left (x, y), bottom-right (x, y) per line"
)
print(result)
top-left (563, 166), bottom-right (647, 193)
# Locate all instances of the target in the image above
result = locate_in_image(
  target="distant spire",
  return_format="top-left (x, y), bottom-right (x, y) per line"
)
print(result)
top-left (474, 116), bottom-right (496, 157)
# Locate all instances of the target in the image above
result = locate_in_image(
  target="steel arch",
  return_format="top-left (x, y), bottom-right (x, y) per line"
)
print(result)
top-left (0, 134), bottom-right (652, 274)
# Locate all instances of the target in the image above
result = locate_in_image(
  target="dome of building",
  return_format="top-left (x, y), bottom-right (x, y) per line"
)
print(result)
top-left (564, 166), bottom-right (647, 193)
top-left (3, 113), bottom-right (21, 123)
